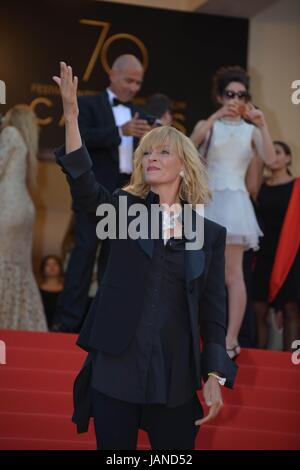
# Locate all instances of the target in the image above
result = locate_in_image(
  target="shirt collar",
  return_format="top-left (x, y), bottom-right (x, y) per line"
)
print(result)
top-left (147, 189), bottom-right (160, 204)
top-left (107, 88), bottom-right (117, 106)
top-left (146, 190), bottom-right (184, 226)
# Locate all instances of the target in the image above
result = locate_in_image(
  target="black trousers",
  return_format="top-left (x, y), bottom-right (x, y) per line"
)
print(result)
top-left (91, 388), bottom-right (201, 450)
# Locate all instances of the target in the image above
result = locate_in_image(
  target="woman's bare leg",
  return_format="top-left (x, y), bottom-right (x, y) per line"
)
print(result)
top-left (225, 244), bottom-right (247, 355)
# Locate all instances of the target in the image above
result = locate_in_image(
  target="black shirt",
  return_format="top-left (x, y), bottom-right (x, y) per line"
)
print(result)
top-left (91, 234), bottom-right (199, 407)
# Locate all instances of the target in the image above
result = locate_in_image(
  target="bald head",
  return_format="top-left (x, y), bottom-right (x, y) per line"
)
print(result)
top-left (109, 54), bottom-right (144, 103)
top-left (111, 54), bottom-right (143, 73)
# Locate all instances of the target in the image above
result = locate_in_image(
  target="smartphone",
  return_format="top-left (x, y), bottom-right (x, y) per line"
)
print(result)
top-left (146, 116), bottom-right (156, 126)
top-left (144, 114), bottom-right (161, 126)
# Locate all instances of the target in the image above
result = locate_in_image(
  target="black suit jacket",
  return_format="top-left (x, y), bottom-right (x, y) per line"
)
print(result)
top-left (55, 144), bottom-right (238, 432)
top-left (78, 91), bottom-right (142, 192)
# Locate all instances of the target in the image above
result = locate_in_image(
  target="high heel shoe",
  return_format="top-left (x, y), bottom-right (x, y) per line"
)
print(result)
top-left (226, 344), bottom-right (241, 360)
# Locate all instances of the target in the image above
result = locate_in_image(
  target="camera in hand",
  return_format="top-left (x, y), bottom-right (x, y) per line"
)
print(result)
top-left (144, 113), bottom-right (162, 127)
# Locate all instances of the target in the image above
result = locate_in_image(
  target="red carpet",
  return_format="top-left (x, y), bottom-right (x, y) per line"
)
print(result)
top-left (0, 329), bottom-right (299, 450)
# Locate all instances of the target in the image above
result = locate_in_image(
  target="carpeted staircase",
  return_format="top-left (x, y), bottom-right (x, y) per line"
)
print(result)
top-left (0, 329), bottom-right (299, 450)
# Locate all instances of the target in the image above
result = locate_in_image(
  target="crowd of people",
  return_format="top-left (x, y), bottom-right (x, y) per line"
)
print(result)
top-left (0, 55), bottom-right (299, 355)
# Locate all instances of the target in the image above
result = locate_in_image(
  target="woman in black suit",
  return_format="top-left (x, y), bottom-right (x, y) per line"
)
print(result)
top-left (53, 62), bottom-right (237, 450)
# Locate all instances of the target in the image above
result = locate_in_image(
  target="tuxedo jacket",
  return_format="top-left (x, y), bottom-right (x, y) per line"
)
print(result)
top-left (78, 91), bottom-right (144, 192)
top-left (55, 144), bottom-right (238, 432)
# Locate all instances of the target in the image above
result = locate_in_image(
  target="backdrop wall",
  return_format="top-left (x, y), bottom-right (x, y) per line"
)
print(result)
top-left (248, 0), bottom-right (300, 176)
top-left (1, 0), bottom-right (249, 269)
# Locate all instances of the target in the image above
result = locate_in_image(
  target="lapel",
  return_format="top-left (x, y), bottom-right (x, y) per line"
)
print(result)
top-left (102, 90), bottom-right (116, 127)
top-left (130, 103), bottom-right (139, 150)
top-left (137, 190), bottom-right (158, 258)
top-left (185, 246), bottom-right (205, 283)
top-left (137, 236), bottom-right (154, 258)
top-left (104, 92), bottom-right (139, 150)
top-left (183, 205), bottom-right (205, 282)
top-left (101, 91), bottom-right (120, 165)
top-left (137, 192), bottom-right (205, 282)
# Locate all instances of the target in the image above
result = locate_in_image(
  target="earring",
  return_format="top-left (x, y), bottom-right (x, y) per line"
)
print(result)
top-left (179, 170), bottom-right (185, 178)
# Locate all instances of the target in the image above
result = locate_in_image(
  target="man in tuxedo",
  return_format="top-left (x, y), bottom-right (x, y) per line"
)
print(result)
top-left (54, 54), bottom-right (151, 332)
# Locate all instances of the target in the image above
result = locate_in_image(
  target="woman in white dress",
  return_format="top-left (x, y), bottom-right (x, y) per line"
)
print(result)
top-left (191, 66), bottom-right (276, 358)
top-left (0, 105), bottom-right (47, 331)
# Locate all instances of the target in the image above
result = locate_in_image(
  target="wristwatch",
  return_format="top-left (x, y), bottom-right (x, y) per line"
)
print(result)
top-left (207, 372), bottom-right (226, 386)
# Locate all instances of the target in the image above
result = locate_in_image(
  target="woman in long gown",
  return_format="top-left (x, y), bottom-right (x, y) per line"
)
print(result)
top-left (0, 105), bottom-right (47, 331)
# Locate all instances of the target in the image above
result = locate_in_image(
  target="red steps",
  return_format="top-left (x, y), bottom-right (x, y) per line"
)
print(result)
top-left (1, 404), bottom-right (299, 436)
top-left (6, 347), bottom-right (84, 371)
top-left (1, 328), bottom-right (300, 450)
top-left (0, 330), bottom-right (77, 349)
top-left (0, 389), bottom-right (73, 415)
top-left (2, 385), bottom-right (300, 414)
top-left (197, 426), bottom-right (300, 450)
top-left (0, 437), bottom-right (96, 450)
top-left (2, 363), bottom-right (299, 391)
top-left (2, 329), bottom-right (297, 367)
top-left (1, 388), bottom-right (300, 435)
top-left (1, 411), bottom-right (300, 450)
top-left (1, 368), bottom-right (76, 392)
top-left (222, 385), bottom-right (300, 412)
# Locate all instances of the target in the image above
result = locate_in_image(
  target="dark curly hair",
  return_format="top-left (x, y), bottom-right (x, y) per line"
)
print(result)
top-left (212, 66), bottom-right (251, 104)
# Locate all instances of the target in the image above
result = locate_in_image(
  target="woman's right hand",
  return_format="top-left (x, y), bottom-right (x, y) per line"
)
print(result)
top-left (191, 102), bottom-right (240, 146)
top-left (53, 62), bottom-right (79, 123)
top-left (214, 103), bottom-right (239, 120)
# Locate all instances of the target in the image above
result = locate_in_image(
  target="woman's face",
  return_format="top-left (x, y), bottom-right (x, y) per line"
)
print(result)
top-left (43, 258), bottom-right (61, 278)
top-left (218, 81), bottom-right (248, 106)
top-left (141, 140), bottom-right (183, 187)
top-left (267, 143), bottom-right (291, 171)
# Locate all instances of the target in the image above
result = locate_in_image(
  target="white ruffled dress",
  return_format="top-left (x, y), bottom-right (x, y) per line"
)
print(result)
top-left (202, 119), bottom-right (263, 251)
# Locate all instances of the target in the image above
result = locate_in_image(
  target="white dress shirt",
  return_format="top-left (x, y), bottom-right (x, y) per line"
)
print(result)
top-left (161, 204), bottom-right (183, 245)
top-left (107, 88), bottom-right (133, 175)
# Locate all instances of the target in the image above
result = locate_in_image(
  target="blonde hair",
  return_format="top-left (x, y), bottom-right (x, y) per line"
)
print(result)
top-left (3, 104), bottom-right (39, 186)
top-left (124, 126), bottom-right (211, 206)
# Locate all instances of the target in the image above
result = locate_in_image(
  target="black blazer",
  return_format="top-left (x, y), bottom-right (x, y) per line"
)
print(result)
top-left (55, 144), bottom-right (238, 432)
top-left (78, 91), bottom-right (143, 192)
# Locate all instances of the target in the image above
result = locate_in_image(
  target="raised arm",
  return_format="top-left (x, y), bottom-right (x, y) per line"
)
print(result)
top-left (247, 108), bottom-right (276, 166)
top-left (245, 153), bottom-right (265, 200)
top-left (52, 62), bottom-right (113, 212)
top-left (53, 62), bottom-right (81, 154)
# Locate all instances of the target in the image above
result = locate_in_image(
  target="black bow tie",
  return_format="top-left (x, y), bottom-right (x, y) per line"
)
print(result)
top-left (112, 97), bottom-right (129, 107)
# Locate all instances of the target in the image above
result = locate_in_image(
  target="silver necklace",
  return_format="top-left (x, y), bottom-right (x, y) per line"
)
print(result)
top-left (220, 118), bottom-right (243, 138)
